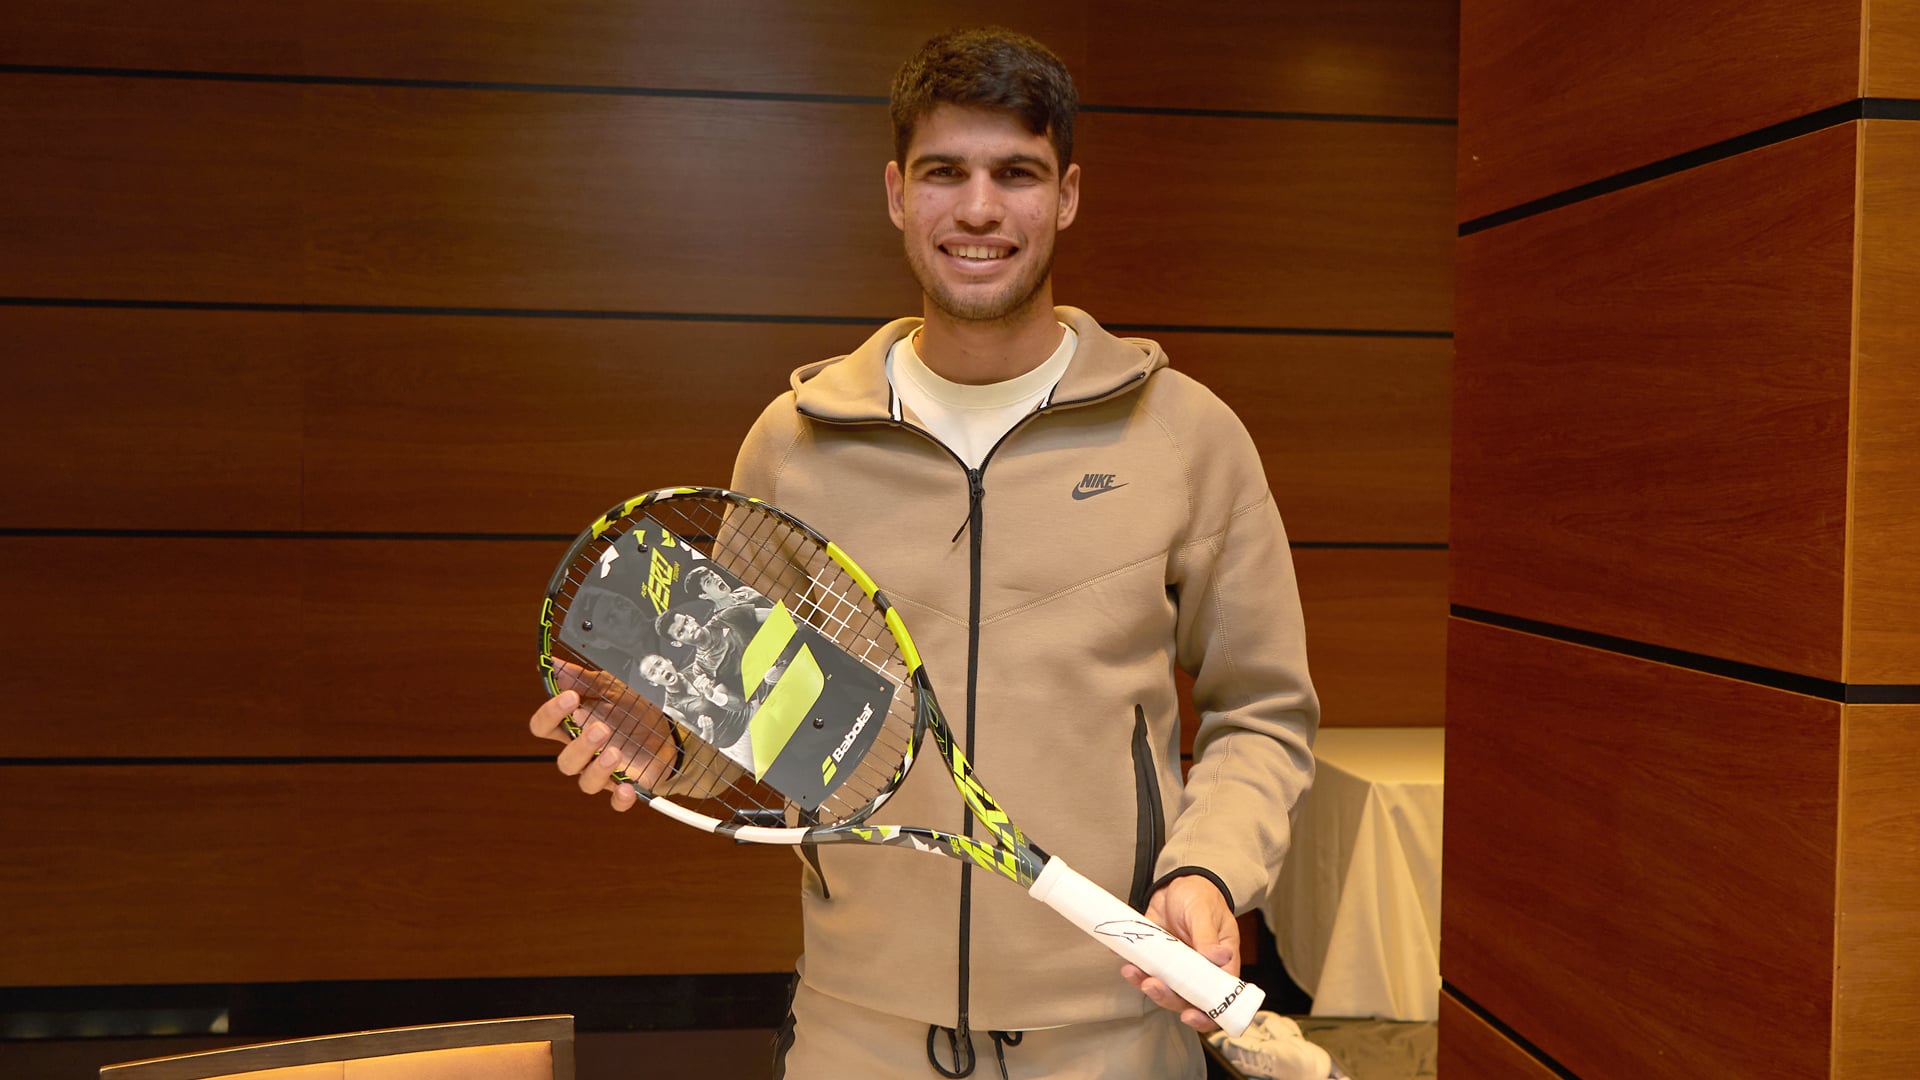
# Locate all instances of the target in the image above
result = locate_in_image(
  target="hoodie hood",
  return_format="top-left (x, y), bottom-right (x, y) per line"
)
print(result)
top-left (790, 306), bottom-right (1169, 424)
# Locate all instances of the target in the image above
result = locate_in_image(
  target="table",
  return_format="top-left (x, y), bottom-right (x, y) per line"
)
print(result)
top-left (1264, 727), bottom-right (1444, 1022)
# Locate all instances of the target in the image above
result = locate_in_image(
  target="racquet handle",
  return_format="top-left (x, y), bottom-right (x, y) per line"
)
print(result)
top-left (1028, 857), bottom-right (1264, 1036)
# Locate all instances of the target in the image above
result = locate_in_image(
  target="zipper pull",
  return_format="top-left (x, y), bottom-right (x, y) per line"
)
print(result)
top-left (950, 467), bottom-right (984, 544)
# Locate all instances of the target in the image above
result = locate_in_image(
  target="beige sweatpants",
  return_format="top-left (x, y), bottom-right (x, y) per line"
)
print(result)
top-left (774, 978), bottom-right (1206, 1079)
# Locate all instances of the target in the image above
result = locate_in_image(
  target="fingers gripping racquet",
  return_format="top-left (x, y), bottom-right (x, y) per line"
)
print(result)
top-left (538, 487), bottom-right (1262, 1034)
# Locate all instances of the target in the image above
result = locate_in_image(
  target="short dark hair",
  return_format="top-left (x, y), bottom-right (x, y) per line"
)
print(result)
top-left (655, 603), bottom-right (702, 641)
top-left (889, 27), bottom-right (1079, 170)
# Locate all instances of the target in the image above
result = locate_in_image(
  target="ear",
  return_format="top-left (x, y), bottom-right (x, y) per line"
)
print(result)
top-left (885, 160), bottom-right (906, 231)
top-left (1056, 162), bottom-right (1081, 231)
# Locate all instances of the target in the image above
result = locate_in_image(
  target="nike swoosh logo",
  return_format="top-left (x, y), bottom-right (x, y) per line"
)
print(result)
top-left (1071, 483), bottom-right (1128, 500)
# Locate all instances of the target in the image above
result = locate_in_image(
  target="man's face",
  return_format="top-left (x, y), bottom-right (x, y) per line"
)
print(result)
top-left (638, 654), bottom-right (677, 687)
top-left (885, 105), bottom-right (1081, 324)
top-left (665, 612), bottom-right (701, 644)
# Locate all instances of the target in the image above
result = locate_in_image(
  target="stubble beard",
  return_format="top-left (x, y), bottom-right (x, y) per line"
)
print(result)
top-left (907, 238), bottom-right (1057, 327)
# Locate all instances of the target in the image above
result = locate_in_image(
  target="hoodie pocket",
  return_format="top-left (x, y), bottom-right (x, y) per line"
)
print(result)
top-left (1127, 704), bottom-right (1167, 911)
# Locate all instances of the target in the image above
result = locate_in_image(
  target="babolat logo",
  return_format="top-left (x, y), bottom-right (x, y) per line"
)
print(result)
top-left (1207, 980), bottom-right (1250, 1020)
top-left (1072, 473), bottom-right (1128, 500)
top-left (820, 701), bottom-right (876, 785)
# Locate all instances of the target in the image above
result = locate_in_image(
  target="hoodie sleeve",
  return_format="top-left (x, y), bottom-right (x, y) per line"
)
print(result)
top-left (1153, 392), bottom-right (1319, 914)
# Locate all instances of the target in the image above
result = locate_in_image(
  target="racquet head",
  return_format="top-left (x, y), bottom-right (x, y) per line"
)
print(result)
top-left (538, 487), bottom-right (928, 838)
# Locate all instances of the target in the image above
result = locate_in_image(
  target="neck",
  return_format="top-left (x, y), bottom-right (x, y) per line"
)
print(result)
top-left (915, 290), bottom-right (1064, 385)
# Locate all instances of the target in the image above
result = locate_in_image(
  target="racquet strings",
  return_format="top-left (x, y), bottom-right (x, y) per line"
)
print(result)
top-left (548, 495), bottom-right (919, 828)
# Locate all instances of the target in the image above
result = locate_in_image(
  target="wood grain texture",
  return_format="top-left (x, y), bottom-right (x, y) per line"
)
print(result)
top-left (0, 2), bottom-right (1070, 96)
top-left (0, 76), bottom-right (308, 303)
top-left (0, 0), bottom-right (1459, 118)
top-left (1437, 991), bottom-right (1560, 1080)
top-left (1848, 120), bottom-right (1920, 684)
top-left (296, 316), bottom-right (848, 534)
top-left (2, 310), bottom-right (1450, 543)
top-left (1067, 111), bottom-right (1455, 332)
top-left (1162, 332), bottom-right (1451, 545)
top-left (0, 74), bottom-right (1453, 332)
top-left (1867, 0), bottom-right (1920, 97)
top-left (0, 308), bottom-right (305, 531)
top-left (1443, 619), bottom-right (1840, 1080)
top-left (0, 537), bottom-right (560, 758)
top-left (1293, 549), bottom-right (1447, 728)
top-left (1458, 0), bottom-right (1862, 220)
top-left (1834, 704), bottom-right (1920, 1079)
top-left (1079, 0), bottom-right (1458, 117)
top-left (1452, 125), bottom-right (1855, 680)
top-left (0, 762), bottom-right (802, 985)
top-left (0, 307), bottom-right (848, 532)
top-left (0, 75), bottom-right (907, 315)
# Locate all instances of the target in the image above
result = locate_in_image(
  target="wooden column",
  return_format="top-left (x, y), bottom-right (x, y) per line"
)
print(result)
top-left (1447, 2), bottom-right (1920, 1078)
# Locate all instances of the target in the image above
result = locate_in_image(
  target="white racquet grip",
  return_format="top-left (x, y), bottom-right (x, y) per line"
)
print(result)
top-left (1028, 856), bottom-right (1264, 1036)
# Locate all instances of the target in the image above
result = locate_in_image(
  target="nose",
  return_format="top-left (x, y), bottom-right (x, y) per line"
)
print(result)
top-left (955, 173), bottom-right (1003, 228)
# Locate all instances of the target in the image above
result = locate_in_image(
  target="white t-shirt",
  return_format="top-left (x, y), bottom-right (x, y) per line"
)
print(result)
top-left (885, 324), bottom-right (1077, 469)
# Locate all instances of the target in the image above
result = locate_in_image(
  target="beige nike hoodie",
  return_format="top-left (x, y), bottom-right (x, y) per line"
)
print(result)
top-left (729, 306), bottom-right (1318, 1032)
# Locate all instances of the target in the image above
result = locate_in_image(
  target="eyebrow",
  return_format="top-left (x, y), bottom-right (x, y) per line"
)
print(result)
top-left (909, 152), bottom-right (1056, 176)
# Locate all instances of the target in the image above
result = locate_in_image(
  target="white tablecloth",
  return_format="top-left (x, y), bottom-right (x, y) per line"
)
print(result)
top-left (1264, 727), bottom-right (1444, 1022)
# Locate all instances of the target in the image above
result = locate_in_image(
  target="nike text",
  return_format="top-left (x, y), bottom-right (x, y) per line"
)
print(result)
top-left (1072, 473), bottom-right (1128, 500)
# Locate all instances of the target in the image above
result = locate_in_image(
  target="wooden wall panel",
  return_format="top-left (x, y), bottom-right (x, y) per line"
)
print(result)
top-left (0, 762), bottom-right (802, 985)
top-left (11, 538), bottom-right (1428, 760)
top-left (1294, 549), bottom-right (1447, 727)
top-left (298, 317), bottom-right (850, 533)
top-left (0, 307), bottom-right (855, 533)
top-left (1068, 113), bottom-right (1454, 331)
top-left (0, 537), bottom-right (558, 759)
top-left (1457, 0), bottom-right (1861, 220)
top-left (0, 1), bottom-right (1458, 118)
top-left (294, 90), bottom-right (896, 317)
top-left (1158, 334), bottom-right (1449, 545)
top-left (0, 76), bottom-right (909, 316)
top-left (1079, 0), bottom-right (1457, 116)
top-left (1867, 0), bottom-right (1920, 97)
top-left (0, 75), bottom-right (1452, 332)
top-left (0, 76), bottom-right (308, 303)
top-left (0, 309), bottom-right (304, 530)
top-left (1452, 125), bottom-right (1855, 679)
top-left (2, 309), bottom-right (1449, 543)
top-left (0, 2), bottom-right (1073, 95)
top-left (1443, 619), bottom-right (1839, 1080)
top-left (1437, 991), bottom-right (1560, 1080)
top-left (1848, 120), bottom-right (1920, 684)
top-left (1835, 704), bottom-right (1920, 1079)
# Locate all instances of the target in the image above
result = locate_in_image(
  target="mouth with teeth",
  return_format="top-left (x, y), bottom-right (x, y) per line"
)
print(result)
top-left (943, 242), bottom-right (1015, 263)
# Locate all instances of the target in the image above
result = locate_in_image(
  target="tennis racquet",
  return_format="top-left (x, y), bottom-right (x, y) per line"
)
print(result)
top-left (537, 486), bottom-right (1263, 1034)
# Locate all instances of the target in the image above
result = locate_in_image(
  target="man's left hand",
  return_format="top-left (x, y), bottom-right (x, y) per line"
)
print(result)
top-left (1122, 875), bottom-right (1241, 1032)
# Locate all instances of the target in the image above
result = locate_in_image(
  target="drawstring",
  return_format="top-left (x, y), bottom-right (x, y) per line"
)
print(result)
top-left (927, 1022), bottom-right (975, 1077)
top-left (926, 1025), bottom-right (1021, 1079)
top-left (989, 1030), bottom-right (1023, 1079)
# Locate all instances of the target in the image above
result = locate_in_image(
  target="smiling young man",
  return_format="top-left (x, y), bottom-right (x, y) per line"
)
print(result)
top-left (531, 26), bottom-right (1317, 1080)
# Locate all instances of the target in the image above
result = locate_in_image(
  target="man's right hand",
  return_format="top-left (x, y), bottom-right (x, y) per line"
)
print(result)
top-left (529, 659), bottom-right (677, 810)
